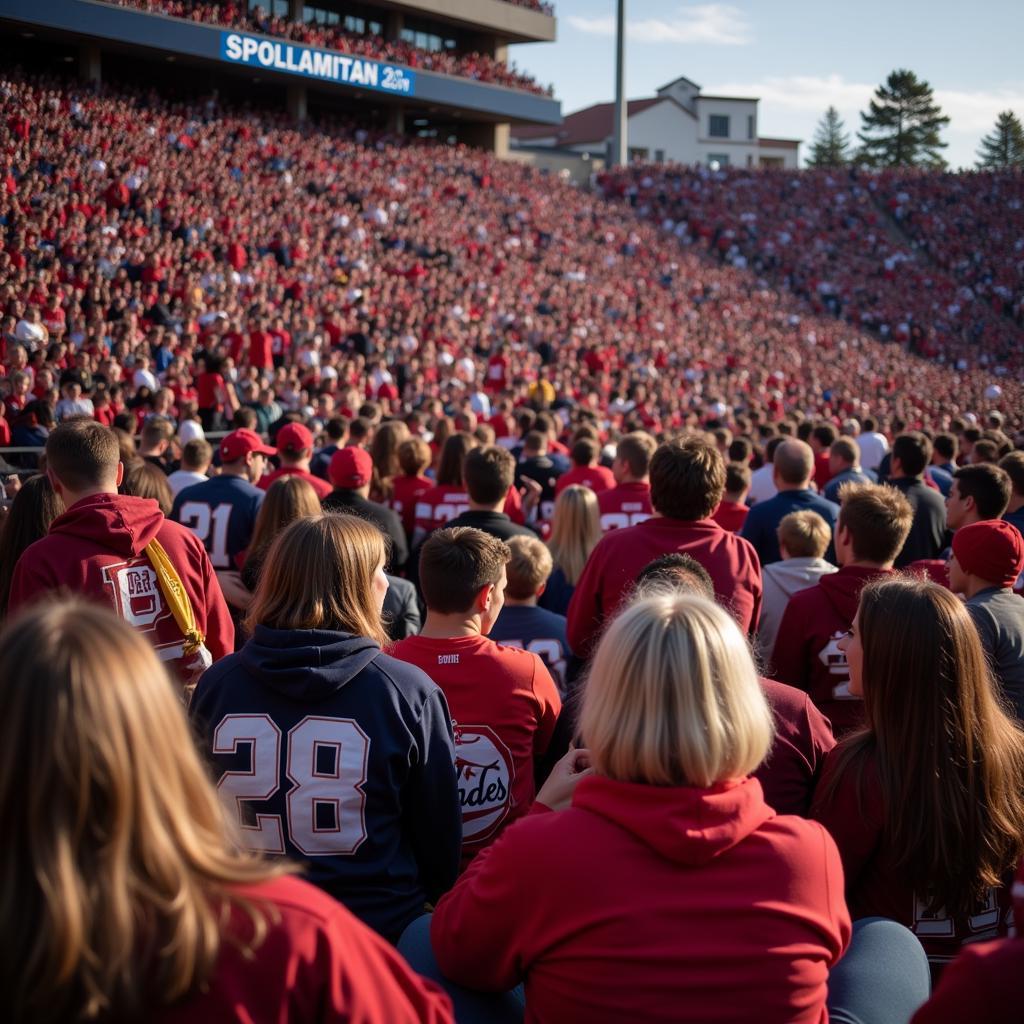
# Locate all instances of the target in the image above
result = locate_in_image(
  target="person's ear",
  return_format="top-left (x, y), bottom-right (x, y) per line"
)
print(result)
top-left (46, 466), bottom-right (64, 498)
top-left (476, 583), bottom-right (494, 614)
top-left (536, 582), bottom-right (547, 598)
top-left (115, 461), bottom-right (125, 488)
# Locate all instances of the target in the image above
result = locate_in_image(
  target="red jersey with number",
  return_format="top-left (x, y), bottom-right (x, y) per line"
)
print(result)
top-left (413, 485), bottom-right (521, 543)
top-left (390, 474), bottom-right (433, 537)
top-left (555, 464), bottom-right (615, 497)
top-left (771, 566), bottom-right (892, 735)
top-left (812, 751), bottom-right (1012, 966)
top-left (391, 634), bottom-right (561, 866)
top-left (597, 481), bottom-right (653, 532)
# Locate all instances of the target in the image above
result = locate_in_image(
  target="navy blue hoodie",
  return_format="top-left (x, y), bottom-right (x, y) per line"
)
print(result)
top-left (191, 626), bottom-right (461, 943)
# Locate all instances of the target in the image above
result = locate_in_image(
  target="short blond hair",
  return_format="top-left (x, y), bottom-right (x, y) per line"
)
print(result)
top-left (505, 535), bottom-right (553, 600)
top-left (581, 594), bottom-right (773, 787)
top-left (777, 510), bottom-right (831, 558)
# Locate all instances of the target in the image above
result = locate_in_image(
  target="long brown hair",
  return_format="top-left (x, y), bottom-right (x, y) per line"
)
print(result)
top-left (0, 601), bottom-right (282, 1023)
top-left (435, 431), bottom-right (477, 487)
top-left (370, 419), bottom-right (410, 502)
top-left (0, 474), bottom-right (63, 618)
top-left (245, 514), bottom-right (389, 646)
top-left (245, 475), bottom-right (322, 572)
top-left (819, 575), bottom-right (1024, 917)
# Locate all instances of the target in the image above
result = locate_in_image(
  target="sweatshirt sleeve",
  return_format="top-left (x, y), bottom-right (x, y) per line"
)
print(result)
top-left (405, 687), bottom-right (461, 903)
top-left (430, 820), bottom-right (546, 992)
top-left (566, 539), bottom-right (605, 656)
top-left (810, 750), bottom-right (882, 892)
top-left (771, 594), bottom-right (811, 688)
top-left (198, 543), bottom-right (235, 661)
top-left (6, 553), bottom-right (44, 615)
top-left (530, 655), bottom-right (562, 758)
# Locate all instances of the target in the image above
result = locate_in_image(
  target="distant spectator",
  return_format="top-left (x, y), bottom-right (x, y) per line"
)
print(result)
top-left (541, 484), bottom-right (602, 617)
top-left (887, 433), bottom-right (947, 566)
top-left (555, 438), bottom-right (615, 497)
top-left (0, 474), bottom-right (63, 619)
top-left (712, 461), bottom-right (751, 532)
top-left (823, 436), bottom-right (874, 504)
top-left (598, 431), bottom-right (655, 531)
top-left (168, 439), bottom-right (213, 497)
top-left (1000, 451), bottom-right (1024, 537)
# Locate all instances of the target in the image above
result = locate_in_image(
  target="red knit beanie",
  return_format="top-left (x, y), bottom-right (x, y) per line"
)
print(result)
top-left (951, 519), bottom-right (1024, 588)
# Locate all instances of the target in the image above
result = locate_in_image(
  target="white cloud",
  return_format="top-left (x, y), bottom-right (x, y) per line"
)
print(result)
top-left (705, 74), bottom-right (1024, 168)
top-left (568, 4), bottom-right (752, 46)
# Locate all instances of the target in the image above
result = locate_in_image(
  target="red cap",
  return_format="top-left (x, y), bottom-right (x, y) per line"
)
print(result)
top-left (219, 428), bottom-right (275, 463)
top-left (952, 519), bottom-right (1024, 588)
top-left (329, 446), bottom-right (373, 489)
top-left (276, 422), bottom-right (314, 455)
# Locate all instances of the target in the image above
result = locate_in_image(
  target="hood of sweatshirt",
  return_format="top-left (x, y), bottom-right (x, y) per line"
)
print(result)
top-left (239, 624), bottom-right (381, 701)
top-left (50, 492), bottom-right (164, 557)
top-left (573, 774), bottom-right (774, 865)
top-left (816, 565), bottom-right (892, 623)
top-left (766, 558), bottom-right (837, 600)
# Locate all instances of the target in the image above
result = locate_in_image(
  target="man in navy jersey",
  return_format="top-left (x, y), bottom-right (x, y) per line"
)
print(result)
top-left (172, 428), bottom-right (273, 574)
top-left (489, 535), bottom-right (571, 694)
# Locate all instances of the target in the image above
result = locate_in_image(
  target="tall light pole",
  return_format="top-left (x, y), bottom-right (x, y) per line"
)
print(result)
top-left (611, 0), bottom-right (627, 166)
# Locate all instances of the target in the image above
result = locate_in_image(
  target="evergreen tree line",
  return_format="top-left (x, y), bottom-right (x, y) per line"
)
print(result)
top-left (806, 69), bottom-right (1024, 170)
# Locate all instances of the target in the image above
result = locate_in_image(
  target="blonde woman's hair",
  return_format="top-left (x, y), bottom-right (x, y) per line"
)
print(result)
top-left (547, 484), bottom-right (602, 586)
top-left (581, 594), bottom-right (774, 787)
top-left (0, 600), bottom-right (283, 1023)
top-left (245, 513), bottom-right (389, 646)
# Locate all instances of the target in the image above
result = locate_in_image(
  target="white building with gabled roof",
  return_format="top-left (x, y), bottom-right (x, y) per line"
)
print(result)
top-left (512, 74), bottom-right (800, 169)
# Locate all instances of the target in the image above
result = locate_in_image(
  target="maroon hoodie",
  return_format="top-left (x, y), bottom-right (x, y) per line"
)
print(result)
top-left (432, 775), bottom-right (849, 1024)
top-left (8, 493), bottom-right (233, 680)
top-left (771, 565), bottom-right (893, 734)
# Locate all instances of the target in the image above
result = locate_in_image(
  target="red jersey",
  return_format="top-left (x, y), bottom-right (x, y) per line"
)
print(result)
top-left (157, 875), bottom-right (453, 1023)
top-left (554, 464), bottom-right (615, 497)
top-left (771, 566), bottom-right (892, 735)
top-left (485, 353), bottom-right (508, 392)
top-left (432, 775), bottom-right (849, 1024)
top-left (812, 751), bottom-right (1012, 966)
top-left (567, 516), bottom-right (763, 656)
top-left (196, 372), bottom-right (225, 410)
top-left (391, 634), bottom-right (560, 865)
top-left (260, 465), bottom-right (333, 500)
top-left (8, 493), bottom-right (233, 682)
top-left (597, 481), bottom-right (653, 532)
top-left (390, 474), bottom-right (433, 537)
top-left (712, 499), bottom-right (749, 533)
top-left (248, 330), bottom-right (274, 369)
top-left (413, 485), bottom-right (520, 543)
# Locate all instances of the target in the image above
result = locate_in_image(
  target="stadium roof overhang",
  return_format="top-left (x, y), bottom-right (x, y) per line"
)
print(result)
top-left (0, 0), bottom-right (562, 126)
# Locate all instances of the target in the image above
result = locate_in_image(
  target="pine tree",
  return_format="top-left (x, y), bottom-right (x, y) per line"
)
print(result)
top-left (857, 69), bottom-right (949, 168)
top-left (806, 106), bottom-right (851, 167)
top-left (976, 110), bottom-right (1024, 168)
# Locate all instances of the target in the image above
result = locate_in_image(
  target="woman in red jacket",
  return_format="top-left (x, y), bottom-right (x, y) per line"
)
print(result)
top-left (0, 599), bottom-right (452, 1024)
top-left (423, 592), bottom-right (853, 1024)
top-left (812, 576), bottom-right (1024, 972)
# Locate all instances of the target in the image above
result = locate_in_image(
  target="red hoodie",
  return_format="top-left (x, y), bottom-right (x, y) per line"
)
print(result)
top-left (156, 875), bottom-right (452, 1023)
top-left (567, 517), bottom-right (762, 655)
top-left (912, 861), bottom-right (1024, 1024)
top-left (432, 775), bottom-right (850, 1024)
top-left (8, 493), bottom-right (233, 681)
top-left (771, 565), bottom-right (893, 734)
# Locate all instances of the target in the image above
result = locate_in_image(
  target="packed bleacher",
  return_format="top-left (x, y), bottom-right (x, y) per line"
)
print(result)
top-left (3, 68), bottom-right (1024, 1024)
top-left (600, 164), bottom-right (1024, 374)
top-left (101, 0), bottom-right (554, 95)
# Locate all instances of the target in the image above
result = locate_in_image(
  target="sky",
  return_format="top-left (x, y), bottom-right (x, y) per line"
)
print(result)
top-left (508, 0), bottom-right (1024, 168)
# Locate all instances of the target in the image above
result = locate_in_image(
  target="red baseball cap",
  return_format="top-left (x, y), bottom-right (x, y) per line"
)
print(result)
top-left (219, 428), bottom-right (275, 464)
top-left (276, 422), bottom-right (314, 455)
top-left (329, 446), bottom-right (373, 489)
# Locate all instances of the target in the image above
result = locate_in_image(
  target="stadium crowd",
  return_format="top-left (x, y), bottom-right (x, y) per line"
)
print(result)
top-left (602, 164), bottom-right (1024, 374)
top-left (101, 0), bottom-right (554, 96)
top-left (3, 67), bottom-right (1024, 1024)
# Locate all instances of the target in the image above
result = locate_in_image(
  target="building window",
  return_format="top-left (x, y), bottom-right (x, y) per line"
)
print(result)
top-left (747, 114), bottom-right (755, 140)
top-left (708, 114), bottom-right (730, 138)
top-left (708, 153), bottom-right (729, 168)
top-left (629, 147), bottom-right (650, 163)
top-left (655, 148), bottom-right (665, 163)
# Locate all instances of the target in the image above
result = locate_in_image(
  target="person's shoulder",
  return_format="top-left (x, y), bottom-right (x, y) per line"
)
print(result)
top-left (231, 874), bottom-right (356, 932)
top-left (761, 676), bottom-right (814, 718)
top-left (373, 650), bottom-right (444, 703)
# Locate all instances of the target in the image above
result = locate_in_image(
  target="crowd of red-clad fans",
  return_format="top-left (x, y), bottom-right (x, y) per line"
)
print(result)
top-left (4, 68), bottom-right (1024, 1024)
top-left (602, 164), bottom-right (1024, 374)
top-left (102, 0), bottom-right (554, 96)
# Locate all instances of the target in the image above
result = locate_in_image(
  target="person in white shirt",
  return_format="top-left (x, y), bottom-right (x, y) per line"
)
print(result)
top-left (14, 307), bottom-right (48, 347)
top-left (748, 436), bottom-right (784, 506)
top-left (855, 415), bottom-right (890, 473)
top-left (168, 439), bottom-right (213, 497)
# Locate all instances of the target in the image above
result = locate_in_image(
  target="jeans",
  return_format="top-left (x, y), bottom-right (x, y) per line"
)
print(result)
top-left (398, 914), bottom-right (929, 1024)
